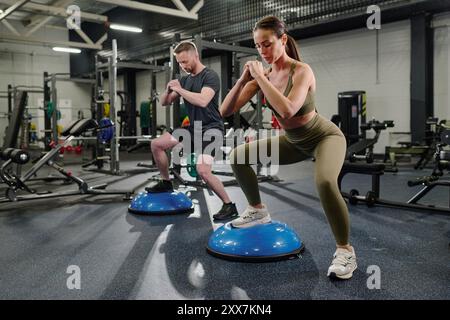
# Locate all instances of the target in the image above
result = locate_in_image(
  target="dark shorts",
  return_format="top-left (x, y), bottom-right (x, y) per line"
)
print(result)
top-left (172, 127), bottom-right (224, 158)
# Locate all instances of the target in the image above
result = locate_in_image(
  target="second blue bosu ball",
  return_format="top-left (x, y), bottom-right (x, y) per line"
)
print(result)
top-left (206, 220), bottom-right (305, 262)
top-left (128, 191), bottom-right (193, 215)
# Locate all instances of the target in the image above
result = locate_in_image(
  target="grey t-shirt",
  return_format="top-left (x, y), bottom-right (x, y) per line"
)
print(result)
top-left (179, 67), bottom-right (224, 132)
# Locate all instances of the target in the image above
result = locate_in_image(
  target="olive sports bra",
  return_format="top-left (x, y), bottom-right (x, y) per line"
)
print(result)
top-left (265, 63), bottom-right (316, 118)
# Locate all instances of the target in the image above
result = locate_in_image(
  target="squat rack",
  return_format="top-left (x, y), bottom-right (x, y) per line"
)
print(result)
top-left (92, 39), bottom-right (168, 175)
top-left (43, 73), bottom-right (95, 150)
top-left (2, 85), bottom-right (44, 151)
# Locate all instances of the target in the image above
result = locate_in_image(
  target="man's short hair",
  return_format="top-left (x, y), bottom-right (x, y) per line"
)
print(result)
top-left (173, 41), bottom-right (198, 55)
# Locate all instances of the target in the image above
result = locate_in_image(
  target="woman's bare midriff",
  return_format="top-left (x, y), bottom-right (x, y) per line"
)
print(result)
top-left (276, 110), bottom-right (317, 129)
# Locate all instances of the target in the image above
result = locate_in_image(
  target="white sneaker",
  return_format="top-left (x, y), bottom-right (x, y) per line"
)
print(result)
top-left (327, 248), bottom-right (357, 280)
top-left (231, 204), bottom-right (271, 228)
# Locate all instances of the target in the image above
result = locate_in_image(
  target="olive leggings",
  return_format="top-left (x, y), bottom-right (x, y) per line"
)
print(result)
top-left (230, 113), bottom-right (350, 245)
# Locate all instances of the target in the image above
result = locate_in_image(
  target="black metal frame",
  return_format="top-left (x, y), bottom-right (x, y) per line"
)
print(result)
top-left (339, 162), bottom-right (450, 215)
top-left (2, 90), bottom-right (28, 149)
top-left (345, 119), bottom-right (394, 164)
top-left (0, 120), bottom-right (134, 203)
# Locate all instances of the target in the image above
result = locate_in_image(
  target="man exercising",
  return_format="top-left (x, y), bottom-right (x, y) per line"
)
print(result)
top-left (146, 41), bottom-right (238, 220)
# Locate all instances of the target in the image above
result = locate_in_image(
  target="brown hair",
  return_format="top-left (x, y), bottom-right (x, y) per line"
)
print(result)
top-left (173, 41), bottom-right (197, 55)
top-left (253, 16), bottom-right (301, 62)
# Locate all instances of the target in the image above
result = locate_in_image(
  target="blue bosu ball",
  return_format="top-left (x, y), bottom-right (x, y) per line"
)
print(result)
top-left (128, 191), bottom-right (193, 215)
top-left (206, 221), bottom-right (304, 262)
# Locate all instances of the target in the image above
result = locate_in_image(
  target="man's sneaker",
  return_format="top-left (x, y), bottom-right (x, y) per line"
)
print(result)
top-left (213, 203), bottom-right (238, 221)
top-left (327, 248), bottom-right (357, 280)
top-left (231, 204), bottom-right (271, 228)
top-left (145, 180), bottom-right (173, 193)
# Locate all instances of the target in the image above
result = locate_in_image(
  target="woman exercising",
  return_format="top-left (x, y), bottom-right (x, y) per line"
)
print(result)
top-left (220, 16), bottom-right (357, 280)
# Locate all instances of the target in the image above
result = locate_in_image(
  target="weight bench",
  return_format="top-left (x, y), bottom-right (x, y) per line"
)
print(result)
top-left (338, 161), bottom-right (450, 214)
top-left (338, 162), bottom-right (385, 206)
top-left (0, 118), bottom-right (134, 203)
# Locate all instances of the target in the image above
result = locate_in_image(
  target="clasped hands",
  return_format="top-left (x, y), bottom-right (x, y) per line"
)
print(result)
top-left (239, 61), bottom-right (269, 84)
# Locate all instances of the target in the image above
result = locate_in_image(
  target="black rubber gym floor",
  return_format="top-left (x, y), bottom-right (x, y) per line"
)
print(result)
top-left (0, 154), bottom-right (448, 300)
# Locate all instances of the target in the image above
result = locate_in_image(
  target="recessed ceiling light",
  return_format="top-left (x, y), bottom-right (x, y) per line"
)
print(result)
top-left (52, 47), bottom-right (82, 53)
top-left (110, 23), bottom-right (142, 33)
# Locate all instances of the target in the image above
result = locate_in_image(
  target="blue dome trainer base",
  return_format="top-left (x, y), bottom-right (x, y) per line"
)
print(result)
top-left (128, 191), bottom-right (194, 215)
top-left (206, 220), bottom-right (305, 262)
